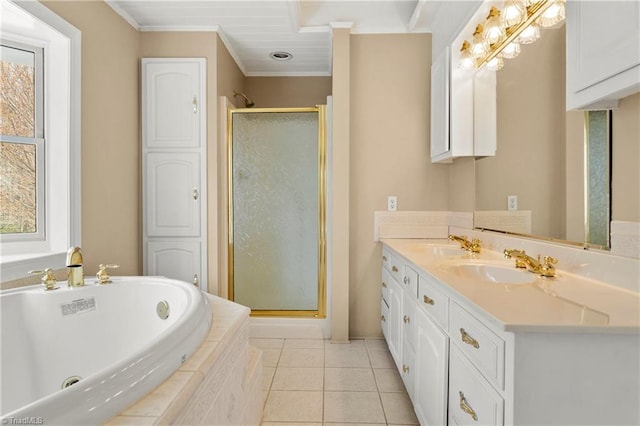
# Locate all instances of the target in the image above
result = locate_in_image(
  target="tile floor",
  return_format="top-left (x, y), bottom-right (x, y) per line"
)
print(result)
top-left (251, 337), bottom-right (419, 426)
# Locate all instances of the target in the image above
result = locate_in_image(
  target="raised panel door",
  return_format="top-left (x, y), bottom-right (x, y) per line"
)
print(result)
top-left (146, 241), bottom-right (200, 285)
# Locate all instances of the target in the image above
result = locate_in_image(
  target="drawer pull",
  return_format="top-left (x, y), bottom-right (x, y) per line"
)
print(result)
top-left (423, 295), bottom-right (435, 305)
top-left (392, 266), bottom-right (399, 272)
top-left (382, 255), bottom-right (388, 261)
top-left (460, 328), bottom-right (480, 349)
top-left (459, 391), bottom-right (478, 421)
top-left (403, 276), bottom-right (409, 284)
top-left (402, 364), bottom-right (409, 373)
top-left (382, 282), bottom-right (387, 288)
top-left (381, 315), bottom-right (386, 322)
top-left (403, 315), bottom-right (410, 324)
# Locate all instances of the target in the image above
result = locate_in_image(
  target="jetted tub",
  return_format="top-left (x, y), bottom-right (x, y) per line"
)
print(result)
top-left (0, 276), bottom-right (211, 425)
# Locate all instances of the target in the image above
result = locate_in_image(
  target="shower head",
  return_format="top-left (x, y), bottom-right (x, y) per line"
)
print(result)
top-left (233, 91), bottom-right (255, 108)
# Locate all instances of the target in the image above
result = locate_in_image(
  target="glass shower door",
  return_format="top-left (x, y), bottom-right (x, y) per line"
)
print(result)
top-left (228, 108), bottom-right (326, 316)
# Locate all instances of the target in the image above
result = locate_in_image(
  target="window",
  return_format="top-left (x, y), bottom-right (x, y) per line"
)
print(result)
top-left (0, 0), bottom-right (81, 281)
top-left (1, 41), bottom-right (45, 240)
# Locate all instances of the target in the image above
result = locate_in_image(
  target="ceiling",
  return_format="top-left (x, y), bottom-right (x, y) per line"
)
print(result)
top-left (105, 0), bottom-right (438, 76)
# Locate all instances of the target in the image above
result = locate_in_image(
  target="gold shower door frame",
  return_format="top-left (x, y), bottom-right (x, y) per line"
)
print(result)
top-left (227, 106), bottom-right (327, 318)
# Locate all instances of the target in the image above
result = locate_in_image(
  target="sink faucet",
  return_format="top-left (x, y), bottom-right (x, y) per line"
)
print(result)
top-left (503, 249), bottom-right (557, 278)
top-left (449, 234), bottom-right (481, 253)
top-left (66, 246), bottom-right (84, 287)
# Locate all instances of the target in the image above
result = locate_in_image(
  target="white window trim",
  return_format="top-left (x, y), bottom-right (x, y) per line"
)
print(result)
top-left (0, 0), bottom-right (81, 282)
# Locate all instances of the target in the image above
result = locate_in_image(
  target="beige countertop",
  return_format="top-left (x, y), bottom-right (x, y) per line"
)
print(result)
top-left (381, 238), bottom-right (640, 334)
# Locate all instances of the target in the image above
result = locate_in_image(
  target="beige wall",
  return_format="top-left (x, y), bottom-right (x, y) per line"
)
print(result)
top-left (612, 92), bottom-right (640, 222)
top-left (474, 27), bottom-right (566, 238)
top-left (349, 33), bottom-right (450, 338)
top-left (43, 1), bottom-right (141, 276)
top-left (244, 77), bottom-right (332, 108)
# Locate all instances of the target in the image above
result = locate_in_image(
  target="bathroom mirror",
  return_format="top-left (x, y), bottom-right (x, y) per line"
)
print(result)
top-left (473, 23), bottom-right (639, 249)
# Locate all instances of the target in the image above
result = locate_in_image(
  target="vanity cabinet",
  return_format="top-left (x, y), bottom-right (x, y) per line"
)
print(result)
top-left (566, 1), bottom-right (640, 110)
top-left (142, 58), bottom-right (207, 290)
top-left (380, 244), bottom-right (640, 425)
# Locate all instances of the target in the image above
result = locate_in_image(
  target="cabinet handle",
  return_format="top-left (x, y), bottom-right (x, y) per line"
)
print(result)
top-left (391, 266), bottom-right (398, 272)
top-left (402, 364), bottom-right (409, 373)
top-left (460, 328), bottom-right (480, 349)
top-left (381, 315), bottom-right (386, 322)
top-left (193, 274), bottom-right (199, 286)
top-left (403, 315), bottom-right (410, 324)
top-left (423, 295), bottom-right (435, 305)
top-left (403, 276), bottom-right (409, 284)
top-left (382, 282), bottom-right (387, 288)
top-left (459, 391), bottom-right (478, 421)
top-left (193, 188), bottom-right (199, 200)
top-left (192, 96), bottom-right (198, 114)
top-left (382, 255), bottom-right (388, 261)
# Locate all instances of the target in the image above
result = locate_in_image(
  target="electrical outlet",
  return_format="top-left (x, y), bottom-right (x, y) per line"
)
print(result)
top-left (387, 196), bottom-right (397, 212)
top-left (507, 195), bottom-right (518, 211)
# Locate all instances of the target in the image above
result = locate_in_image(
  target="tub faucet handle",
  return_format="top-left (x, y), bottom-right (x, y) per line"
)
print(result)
top-left (96, 264), bottom-right (120, 285)
top-left (29, 268), bottom-right (59, 291)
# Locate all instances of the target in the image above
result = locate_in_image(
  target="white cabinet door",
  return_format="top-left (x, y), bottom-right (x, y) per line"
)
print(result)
top-left (387, 276), bottom-right (403, 370)
top-left (414, 307), bottom-right (449, 426)
top-left (430, 47), bottom-right (450, 161)
top-left (147, 241), bottom-right (200, 286)
top-left (145, 152), bottom-right (200, 237)
top-left (143, 61), bottom-right (202, 148)
top-left (567, 1), bottom-right (640, 109)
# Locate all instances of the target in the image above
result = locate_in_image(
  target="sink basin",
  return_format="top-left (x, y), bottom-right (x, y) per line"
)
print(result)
top-left (452, 263), bottom-right (536, 284)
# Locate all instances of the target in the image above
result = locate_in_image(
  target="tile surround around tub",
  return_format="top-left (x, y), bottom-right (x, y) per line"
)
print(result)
top-left (256, 337), bottom-right (419, 426)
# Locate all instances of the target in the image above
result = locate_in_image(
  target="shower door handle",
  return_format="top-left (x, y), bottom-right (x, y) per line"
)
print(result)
top-left (192, 97), bottom-right (198, 114)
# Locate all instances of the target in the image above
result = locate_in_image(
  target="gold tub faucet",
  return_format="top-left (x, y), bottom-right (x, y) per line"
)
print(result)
top-left (66, 246), bottom-right (84, 287)
top-left (448, 234), bottom-right (482, 253)
top-left (504, 249), bottom-right (557, 278)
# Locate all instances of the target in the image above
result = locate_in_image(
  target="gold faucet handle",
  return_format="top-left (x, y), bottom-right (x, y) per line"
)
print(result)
top-left (470, 238), bottom-right (482, 253)
top-left (540, 256), bottom-right (557, 277)
top-left (543, 256), bottom-right (557, 265)
top-left (96, 264), bottom-right (120, 284)
top-left (29, 268), bottom-right (59, 291)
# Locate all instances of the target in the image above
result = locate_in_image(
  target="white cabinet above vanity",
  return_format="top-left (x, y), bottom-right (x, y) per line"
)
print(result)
top-left (380, 234), bottom-right (640, 425)
top-left (566, 1), bottom-right (640, 110)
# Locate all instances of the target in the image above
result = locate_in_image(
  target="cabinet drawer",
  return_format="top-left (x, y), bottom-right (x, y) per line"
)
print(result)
top-left (449, 345), bottom-right (504, 426)
top-left (403, 265), bottom-right (419, 298)
top-left (388, 253), bottom-right (404, 283)
top-left (450, 302), bottom-right (505, 390)
top-left (418, 272), bottom-right (449, 330)
top-left (382, 248), bottom-right (391, 272)
top-left (381, 268), bottom-right (391, 304)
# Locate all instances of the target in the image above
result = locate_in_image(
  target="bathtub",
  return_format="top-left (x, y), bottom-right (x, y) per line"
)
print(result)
top-left (0, 276), bottom-right (211, 425)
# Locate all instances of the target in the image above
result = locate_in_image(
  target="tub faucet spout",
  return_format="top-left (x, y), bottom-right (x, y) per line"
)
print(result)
top-left (66, 247), bottom-right (84, 287)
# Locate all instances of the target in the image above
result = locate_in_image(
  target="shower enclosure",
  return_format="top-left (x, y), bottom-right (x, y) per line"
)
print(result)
top-left (227, 107), bottom-right (326, 317)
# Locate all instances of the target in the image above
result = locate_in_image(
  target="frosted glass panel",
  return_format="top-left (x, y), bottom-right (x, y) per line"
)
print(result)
top-left (586, 111), bottom-right (610, 247)
top-left (232, 112), bottom-right (319, 311)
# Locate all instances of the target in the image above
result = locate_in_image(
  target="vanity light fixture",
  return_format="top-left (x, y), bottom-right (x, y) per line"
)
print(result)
top-left (458, 0), bottom-right (565, 71)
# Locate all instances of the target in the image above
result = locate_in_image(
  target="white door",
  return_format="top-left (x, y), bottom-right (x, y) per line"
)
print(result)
top-left (144, 62), bottom-right (202, 149)
top-left (147, 241), bottom-right (201, 286)
top-left (145, 152), bottom-right (200, 237)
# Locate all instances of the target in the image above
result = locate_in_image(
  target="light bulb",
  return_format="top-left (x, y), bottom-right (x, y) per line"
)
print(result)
top-left (538, 1), bottom-right (565, 27)
top-left (484, 7), bottom-right (505, 45)
top-left (502, 0), bottom-right (526, 27)
top-left (486, 56), bottom-right (504, 71)
top-left (458, 41), bottom-right (475, 69)
top-left (471, 25), bottom-right (489, 59)
top-left (501, 42), bottom-right (521, 59)
top-left (517, 23), bottom-right (540, 44)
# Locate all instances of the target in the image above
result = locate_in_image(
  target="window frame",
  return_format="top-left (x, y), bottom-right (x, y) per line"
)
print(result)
top-left (1, 40), bottom-right (45, 242)
top-left (0, 0), bottom-right (81, 282)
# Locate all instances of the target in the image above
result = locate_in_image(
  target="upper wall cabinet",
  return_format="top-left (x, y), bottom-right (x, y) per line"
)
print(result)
top-left (566, 1), bottom-right (640, 110)
top-left (430, 3), bottom-right (496, 164)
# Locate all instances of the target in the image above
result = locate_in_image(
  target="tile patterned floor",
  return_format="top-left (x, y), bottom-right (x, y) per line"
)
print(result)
top-left (251, 338), bottom-right (419, 426)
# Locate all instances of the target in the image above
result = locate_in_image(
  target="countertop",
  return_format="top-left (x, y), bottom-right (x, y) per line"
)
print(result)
top-left (381, 238), bottom-right (640, 334)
